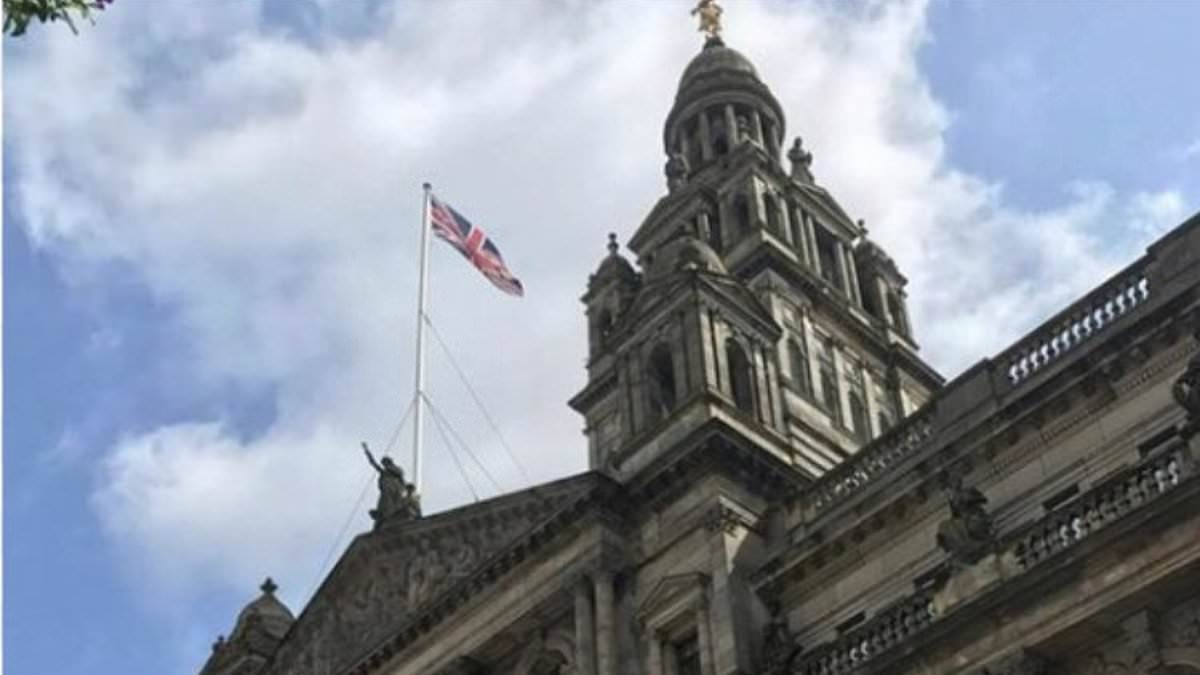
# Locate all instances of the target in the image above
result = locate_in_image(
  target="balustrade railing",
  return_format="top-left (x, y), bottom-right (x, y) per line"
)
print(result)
top-left (806, 410), bottom-right (934, 515)
top-left (796, 592), bottom-right (936, 675)
top-left (1013, 445), bottom-right (1190, 568)
top-left (1002, 268), bottom-right (1151, 387)
top-left (790, 438), bottom-right (1194, 675)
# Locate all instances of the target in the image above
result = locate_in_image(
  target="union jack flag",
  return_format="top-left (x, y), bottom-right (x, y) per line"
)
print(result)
top-left (429, 194), bottom-right (524, 297)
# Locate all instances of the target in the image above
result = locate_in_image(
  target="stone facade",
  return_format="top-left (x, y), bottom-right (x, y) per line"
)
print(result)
top-left (196, 34), bottom-right (1200, 675)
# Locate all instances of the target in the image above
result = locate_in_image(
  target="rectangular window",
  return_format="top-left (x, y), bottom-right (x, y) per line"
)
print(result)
top-left (814, 224), bottom-right (842, 291)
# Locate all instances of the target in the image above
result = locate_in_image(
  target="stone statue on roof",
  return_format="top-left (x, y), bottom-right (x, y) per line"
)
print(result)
top-left (692, 0), bottom-right (723, 40)
top-left (936, 474), bottom-right (995, 567)
top-left (362, 442), bottom-right (421, 525)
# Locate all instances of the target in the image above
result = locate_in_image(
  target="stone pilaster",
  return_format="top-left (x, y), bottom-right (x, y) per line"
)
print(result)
top-left (575, 577), bottom-right (596, 675)
top-left (595, 572), bottom-right (617, 675)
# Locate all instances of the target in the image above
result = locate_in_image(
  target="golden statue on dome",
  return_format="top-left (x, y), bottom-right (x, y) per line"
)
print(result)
top-left (692, 0), bottom-right (723, 40)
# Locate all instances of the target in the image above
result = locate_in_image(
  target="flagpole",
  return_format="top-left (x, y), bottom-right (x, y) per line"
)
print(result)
top-left (413, 182), bottom-right (433, 501)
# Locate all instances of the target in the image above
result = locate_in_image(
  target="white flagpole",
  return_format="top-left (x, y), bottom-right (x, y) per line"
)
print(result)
top-left (413, 182), bottom-right (433, 500)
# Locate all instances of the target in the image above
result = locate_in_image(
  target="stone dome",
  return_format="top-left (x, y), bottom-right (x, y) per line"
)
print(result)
top-left (674, 234), bottom-right (727, 275)
top-left (591, 233), bottom-right (639, 287)
top-left (677, 38), bottom-right (759, 97)
top-left (233, 578), bottom-right (294, 641)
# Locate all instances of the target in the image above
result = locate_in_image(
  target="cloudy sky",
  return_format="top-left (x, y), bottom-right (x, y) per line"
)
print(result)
top-left (4, 1), bottom-right (1199, 673)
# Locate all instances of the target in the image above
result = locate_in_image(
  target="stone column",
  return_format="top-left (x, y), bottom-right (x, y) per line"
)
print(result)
top-left (876, 278), bottom-right (892, 326)
top-left (805, 214), bottom-right (821, 277)
top-left (836, 243), bottom-right (854, 298)
top-left (646, 631), bottom-right (663, 675)
top-left (699, 112), bottom-right (713, 162)
top-left (844, 246), bottom-right (864, 305)
top-left (594, 572), bottom-right (617, 675)
top-left (724, 104), bottom-right (738, 145)
top-left (767, 120), bottom-right (780, 157)
top-left (695, 603), bottom-right (715, 675)
top-left (751, 109), bottom-right (765, 147)
top-left (575, 577), bottom-right (596, 675)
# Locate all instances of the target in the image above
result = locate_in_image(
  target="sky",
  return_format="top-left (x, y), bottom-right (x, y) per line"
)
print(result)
top-left (3, 1), bottom-right (1199, 674)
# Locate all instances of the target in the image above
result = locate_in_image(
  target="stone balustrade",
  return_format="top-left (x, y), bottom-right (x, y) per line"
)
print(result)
top-left (806, 410), bottom-right (934, 515)
top-left (1002, 269), bottom-right (1151, 387)
top-left (788, 436), bottom-right (1194, 675)
top-left (795, 592), bottom-right (936, 675)
top-left (1014, 445), bottom-right (1190, 569)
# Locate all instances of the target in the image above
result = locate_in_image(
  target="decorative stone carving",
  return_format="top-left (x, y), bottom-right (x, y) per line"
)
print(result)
top-left (760, 601), bottom-right (801, 675)
top-left (264, 484), bottom-right (588, 675)
top-left (936, 475), bottom-right (996, 567)
top-left (788, 137), bottom-right (815, 184)
top-left (665, 152), bottom-right (690, 192)
top-left (691, 0), bottom-right (723, 40)
top-left (363, 442), bottom-right (421, 526)
top-left (1174, 347), bottom-right (1200, 436)
top-left (1163, 597), bottom-right (1200, 648)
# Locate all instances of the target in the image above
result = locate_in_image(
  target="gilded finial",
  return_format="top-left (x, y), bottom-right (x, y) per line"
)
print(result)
top-left (691, 0), bottom-right (723, 41)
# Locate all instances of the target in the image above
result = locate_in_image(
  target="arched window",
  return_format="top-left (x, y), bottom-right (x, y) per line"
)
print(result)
top-left (647, 343), bottom-right (677, 420)
top-left (877, 412), bottom-right (892, 434)
top-left (713, 134), bottom-right (730, 156)
top-left (764, 193), bottom-right (781, 234)
top-left (787, 338), bottom-right (811, 396)
top-left (726, 338), bottom-right (755, 414)
top-left (817, 338), bottom-right (841, 424)
top-left (734, 195), bottom-right (752, 235)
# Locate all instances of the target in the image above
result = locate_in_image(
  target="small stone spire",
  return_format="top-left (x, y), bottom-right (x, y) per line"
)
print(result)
top-left (607, 232), bottom-right (619, 256)
top-left (260, 577), bottom-right (278, 595)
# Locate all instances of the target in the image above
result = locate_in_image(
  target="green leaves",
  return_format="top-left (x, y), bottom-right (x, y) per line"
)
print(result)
top-left (3, 0), bottom-right (114, 37)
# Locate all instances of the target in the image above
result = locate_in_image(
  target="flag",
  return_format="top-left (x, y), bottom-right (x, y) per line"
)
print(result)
top-left (428, 194), bottom-right (524, 297)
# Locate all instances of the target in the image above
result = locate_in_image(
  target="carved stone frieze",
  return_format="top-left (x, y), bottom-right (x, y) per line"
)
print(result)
top-left (263, 480), bottom-right (595, 675)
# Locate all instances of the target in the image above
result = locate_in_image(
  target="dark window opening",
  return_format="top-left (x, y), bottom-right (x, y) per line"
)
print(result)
top-left (673, 633), bottom-right (702, 675)
top-left (814, 225), bottom-right (842, 289)
top-left (734, 195), bottom-right (752, 235)
top-left (887, 291), bottom-right (908, 334)
top-left (647, 343), bottom-right (677, 420)
top-left (596, 309), bottom-right (614, 342)
top-left (787, 338), bottom-right (811, 396)
top-left (713, 134), bottom-right (730, 156)
top-left (877, 412), bottom-right (892, 434)
top-left (860, 273), bottom-right (881, 319)
top-left (764, 193), bottom-right (782, 235)
top-left (726, 339), bottom-right (755, 414)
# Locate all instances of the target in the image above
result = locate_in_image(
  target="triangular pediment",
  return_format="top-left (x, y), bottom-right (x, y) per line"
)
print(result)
top-left (637, 572), bottom-right (711, 626)
top-left (264, 472), bottom-right (606, 675)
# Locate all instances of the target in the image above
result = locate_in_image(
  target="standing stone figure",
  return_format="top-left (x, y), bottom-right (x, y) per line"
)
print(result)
top-left (691, 0), bottom-right (723, 40)
top-left (788, 137), bottom-right (815, 184)
top-left (362, 442), bottom-right (421, 526)
top-left (1174, 346), bottom-right (1200, 436)
top-left (665, 152), bottom-right (690, 192)
top-left (936, 475), bottom-right (995, 566)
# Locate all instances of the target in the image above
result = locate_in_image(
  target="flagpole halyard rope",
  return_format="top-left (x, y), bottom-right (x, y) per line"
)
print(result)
top-left (424, 313), bottom-right (534, 486)
top-left (423, 394), bottom-right (505, 495)
top-left (427, 396), bottom-right (482, 503)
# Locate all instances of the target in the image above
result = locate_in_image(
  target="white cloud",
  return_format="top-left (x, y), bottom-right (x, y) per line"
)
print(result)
top-left (4, 0), bottom-right (1189, 640)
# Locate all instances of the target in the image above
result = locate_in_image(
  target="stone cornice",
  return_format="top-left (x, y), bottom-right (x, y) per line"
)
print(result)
top-left (755, 279), bottom-right (1200, 598)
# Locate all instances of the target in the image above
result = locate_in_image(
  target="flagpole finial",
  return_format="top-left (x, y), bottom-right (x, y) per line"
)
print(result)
top-left (423, 182), bottom-right (432, 191)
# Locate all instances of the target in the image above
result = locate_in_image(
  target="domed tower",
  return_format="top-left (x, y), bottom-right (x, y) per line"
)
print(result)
top-left (200, 578), bottom-right (295, 675)
top-left (572, 9), bottom-right (941, 479)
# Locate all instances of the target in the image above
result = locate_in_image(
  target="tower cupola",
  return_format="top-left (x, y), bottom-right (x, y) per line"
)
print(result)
top-left (663, 36), bottom-right (787, 168)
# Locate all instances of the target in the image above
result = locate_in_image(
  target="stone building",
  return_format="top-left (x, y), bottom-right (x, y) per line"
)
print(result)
top-left (197, 26), bottom-right (1200, 675)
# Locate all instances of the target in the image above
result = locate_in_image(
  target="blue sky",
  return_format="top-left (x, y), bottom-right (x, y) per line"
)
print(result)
top-left (4, 2), bottom-right (1198, 674)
